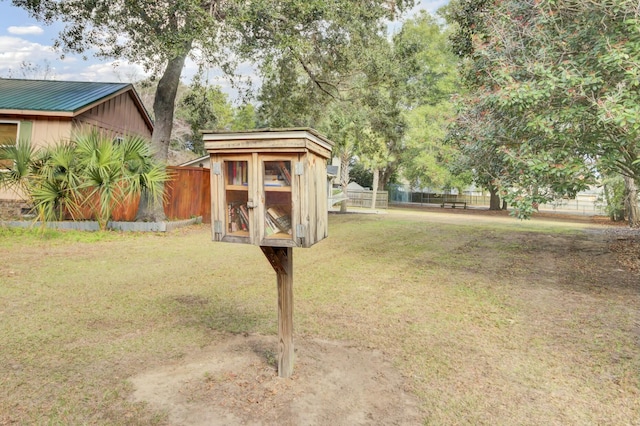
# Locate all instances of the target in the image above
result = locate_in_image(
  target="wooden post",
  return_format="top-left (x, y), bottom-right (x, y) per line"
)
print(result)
top-left (261, 246), bottom-right (294, 378)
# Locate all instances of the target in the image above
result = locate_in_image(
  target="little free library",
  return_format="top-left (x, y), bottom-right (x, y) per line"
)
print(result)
top-left (204, 128), bottom-right (334, 377)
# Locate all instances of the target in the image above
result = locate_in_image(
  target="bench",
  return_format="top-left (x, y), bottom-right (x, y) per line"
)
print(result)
top-left (441, 201), bottom-right (467, 209)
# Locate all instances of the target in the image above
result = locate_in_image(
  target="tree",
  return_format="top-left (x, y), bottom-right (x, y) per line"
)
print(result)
top-left (177, 82), bottom-right (234, 154)
top-left (231, 104), bottom-right (258, 131)
top-left (5, 60), bottom-right (57, 80)
top-left (358, 128), bottom-right (391, 209)
top-left (255, 9), bottom-right (462, 212)
top-left (445, 0), bottom-right (640, 224)
top-left (319, 101), bottom-right (364, 213)
top-left (255, 21), bottom-right (399, 212)
top-left (13, 0), bottom-right (415, 220)
top-left (350, 162), bottom-right (373, 189)
top-left (446, 105), bottom-right (505, 210)
top-left (442, 0), bottom-right (513, 210)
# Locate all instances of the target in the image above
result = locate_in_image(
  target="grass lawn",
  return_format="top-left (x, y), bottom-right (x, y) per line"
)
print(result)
top-left (0, 209), bottom-right (638, 424)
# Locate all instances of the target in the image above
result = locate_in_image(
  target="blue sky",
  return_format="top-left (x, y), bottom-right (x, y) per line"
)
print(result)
top-left (0, 0), bottom-right (449, 98)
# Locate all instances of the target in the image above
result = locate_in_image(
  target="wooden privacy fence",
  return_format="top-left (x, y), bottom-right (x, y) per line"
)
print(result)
top-left (70, 166), bottom-right (211, 222)
top-left (70, 190), bottom-right (139, 222)
top-left (164, 166), bottom-right (211, 223)
top-left (346, 189), bottom-right (388, 209)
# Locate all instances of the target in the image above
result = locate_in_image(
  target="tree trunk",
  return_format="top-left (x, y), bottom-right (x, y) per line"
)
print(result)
top-left (136, 45), bottom-right (192, 222)
top-left (339, 151), bottom-right (350, 213)
top-left (370, 168), bottom-right (379, 209)
top-left (623, 175), bottom-right (640, 228)
top-left (489, 186), bottom-right (501, 210)
top-left (379, 163), bottom-right (395, 192)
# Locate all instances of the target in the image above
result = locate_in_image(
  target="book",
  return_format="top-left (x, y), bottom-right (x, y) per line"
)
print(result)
top-left (264, 214), bottom-right (279, 236)
top-left (266, 206), bottom-right (292, 234)
top-left (227, 161), bottom-right (248, 186)
top-left (228, 201), bottom-right (249, 232)
top-left (277, 161), bottom-right (291, 186)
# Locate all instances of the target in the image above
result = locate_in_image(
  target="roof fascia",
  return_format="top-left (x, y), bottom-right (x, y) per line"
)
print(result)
top-left (0, 109), bottom-right (74, 117)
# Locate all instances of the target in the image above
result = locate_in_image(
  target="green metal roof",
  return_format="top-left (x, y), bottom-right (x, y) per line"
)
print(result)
top-left (0, 79), bottom-right (131, 113)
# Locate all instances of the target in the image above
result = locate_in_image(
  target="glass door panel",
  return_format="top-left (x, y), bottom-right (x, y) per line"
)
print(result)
top-left (225, 160), bottom-right (249, 236)
top-left (263, 160), bottom-right (293, 240)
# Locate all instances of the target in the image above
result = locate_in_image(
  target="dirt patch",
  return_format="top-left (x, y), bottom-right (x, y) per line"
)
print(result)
top-left (130, 334), bottom-right (422, 425)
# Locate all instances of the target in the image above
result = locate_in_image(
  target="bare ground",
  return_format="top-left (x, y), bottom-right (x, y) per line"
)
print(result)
top-left (131, 334), bottom-right (422, 425)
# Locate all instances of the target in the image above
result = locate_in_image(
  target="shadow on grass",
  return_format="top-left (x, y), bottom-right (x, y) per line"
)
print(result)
top-left (167, 294), bottom-right (274, 335)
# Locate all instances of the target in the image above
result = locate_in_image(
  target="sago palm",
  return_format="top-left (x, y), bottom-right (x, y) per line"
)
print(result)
top-left (75, 130), bottom-right (169, 230)
top-left (32, 142), bottom-right (84, 221)
top-left (0, 131), bottom-right (169, 229)
top-left (0, 138), bottom-right (39, 198)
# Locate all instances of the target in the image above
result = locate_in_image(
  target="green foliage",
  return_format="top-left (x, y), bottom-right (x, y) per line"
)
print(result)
top-left (350, 162), bottom-right (373, 188)
top-left (392, 12), bottom-right (463, 191)
top-left (402, 103), bottom-right (470, 191)
top-left (177, 81), bottom-right (234, 154)
top-left (11, 0), bottom-right (416, 208)
top-left (231, 104), bottom-right (258, 131)
top-left (601, 175), bottom-right (626, 222)
top-left (257, 10), bottom-right (459, 195)
top-left (439, 0), bottom-right (490, 58)
top-left (447, 0), bottom-right (640, 221)
top-left (0, 138), bottom-right (39, 195)
top-left (0, 131), bottom-right (168, 229)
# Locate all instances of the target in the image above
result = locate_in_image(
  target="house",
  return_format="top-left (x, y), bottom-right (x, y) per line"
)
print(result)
top-left (0, 78), bottom-right (154, 218)
top-left (178, 155), bottom-right (210, 168)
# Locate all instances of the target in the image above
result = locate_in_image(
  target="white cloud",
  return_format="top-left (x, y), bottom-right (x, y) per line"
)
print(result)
top-left (7, 25), bottom-right (44, 35)
top-left (0, 36), bottom-right (57, 70)
top-left (67, 61), bottom-right (150, 83)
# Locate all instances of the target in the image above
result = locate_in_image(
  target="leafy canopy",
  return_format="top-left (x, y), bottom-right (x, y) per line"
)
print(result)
top-left (447, 0), bottom-right (640, 218)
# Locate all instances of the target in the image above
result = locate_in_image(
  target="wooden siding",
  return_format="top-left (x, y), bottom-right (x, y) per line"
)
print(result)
top-left (74, 91), bottom-right (152, 138)
top-left (0, 187), bottom-right (24, 202)
top-left (164, 166), bottom-right (211, 223)
top-left (0, 115), bottom-right (72, 149)
top-left (31, 117), bottom-right (72, 148)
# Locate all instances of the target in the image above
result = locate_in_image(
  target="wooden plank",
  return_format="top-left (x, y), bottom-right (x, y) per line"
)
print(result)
top-left (211, 155), bottom-right (223, 241)
top-left (250, 153), bottom-right (260, 244)
top-left (292, 153), bottom-right (303, 247)
top-left (200, 168), bottom-right (211, 223)
top-left (204, 134), bottom-right (333, 159)
top-left (306, 154), bottom-right (316, 246)
top-left (260, 246), bottom-right (294, 378)
top-left (164, 166), bottom-right (209, 221)
top-left (205, 145), bottom-right (332, 160)
top-left (259, 238), bottom-right (297, 248)
top-left (315, 155), bottom-right (328, 241)
top-left (277, 249), bottom-right (294, 378)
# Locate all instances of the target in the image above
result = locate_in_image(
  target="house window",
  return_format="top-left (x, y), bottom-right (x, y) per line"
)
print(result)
top-left (0, 122), bottom-right (19, 146)
top-left (0, 122), bottom-right (19, 170)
